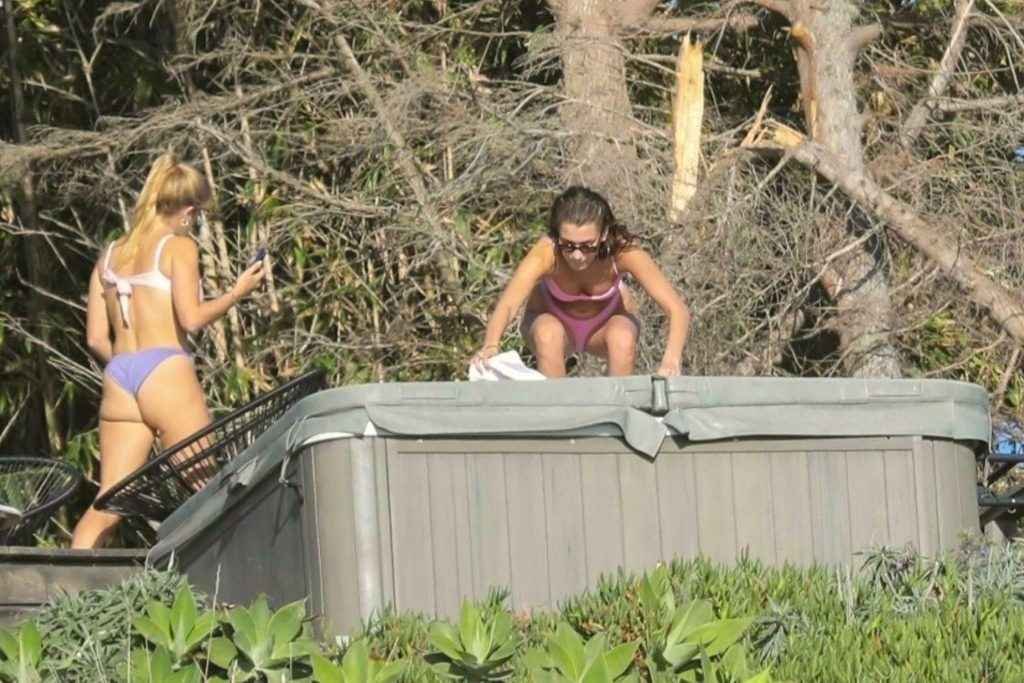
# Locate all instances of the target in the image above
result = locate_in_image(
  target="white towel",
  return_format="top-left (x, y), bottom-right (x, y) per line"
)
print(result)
top-left (469, 351), bottom-right (546, 382)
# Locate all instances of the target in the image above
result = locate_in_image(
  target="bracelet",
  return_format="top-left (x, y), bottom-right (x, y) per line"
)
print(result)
top-left (481, 344), bottom-right (499, 352)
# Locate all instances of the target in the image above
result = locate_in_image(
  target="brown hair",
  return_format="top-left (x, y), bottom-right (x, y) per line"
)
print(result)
top-left (547, 186), bottom-right (636, 258)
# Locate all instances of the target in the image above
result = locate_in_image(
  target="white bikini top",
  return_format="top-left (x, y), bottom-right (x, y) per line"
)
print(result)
top-left (101, 234), bottom-right (174, 326)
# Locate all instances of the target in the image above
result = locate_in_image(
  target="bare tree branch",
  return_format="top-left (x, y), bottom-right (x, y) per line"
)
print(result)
top-left (635, 14), bottom-right (759, 35)
top-left (726, 0), bottom-right (793, 22)
top-left (333, 33), bottom-right (457, 286)
top-left (931, 93), bottom-right (1024, 112)
top-left (748, 122), bottom-right (1024, 348)
top-left (848, 23), bottom-right (883, 54)
top-left (901, 0), bottom-right (976, 146)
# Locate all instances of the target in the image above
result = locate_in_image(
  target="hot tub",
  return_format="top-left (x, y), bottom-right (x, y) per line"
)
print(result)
top-left (148, 376), bottom-right (987, 636)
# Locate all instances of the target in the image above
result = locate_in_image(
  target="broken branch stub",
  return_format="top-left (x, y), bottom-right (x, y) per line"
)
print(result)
top-left (669, 34), bottom-right (704, 223)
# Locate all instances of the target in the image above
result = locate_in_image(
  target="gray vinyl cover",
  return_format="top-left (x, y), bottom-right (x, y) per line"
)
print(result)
top-left (149, 375), bottom-right (989, 566)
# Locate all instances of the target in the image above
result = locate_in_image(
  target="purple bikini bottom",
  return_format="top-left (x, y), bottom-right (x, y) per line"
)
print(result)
top-left (106, 347), bottom-right (191, 396)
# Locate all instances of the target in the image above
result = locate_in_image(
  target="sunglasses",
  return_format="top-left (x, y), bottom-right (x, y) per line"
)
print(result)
top-left (556, 238), bottom-right (604, 254)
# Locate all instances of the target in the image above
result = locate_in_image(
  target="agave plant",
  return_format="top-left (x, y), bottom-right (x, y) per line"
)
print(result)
top-left (524, 622), bottom-right (639, 683)
top-left (311, 640), bottom-right (405, 683)
top-left (220, 596), bottom-right (319, 682)
top-left (638, 566), bottom-right (770, 682)
top-left (0, 622), bottom-right (50, 683)
top-left (427, 602), bottom-right (520, 681)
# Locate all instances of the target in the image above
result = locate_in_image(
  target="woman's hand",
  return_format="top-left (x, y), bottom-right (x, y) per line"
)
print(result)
top-left (655, 358), bottom-right (681, 377)
top-left (469, 344), bottom-right (500, 371)
top-left (231, 260), bottom-right (266, 301)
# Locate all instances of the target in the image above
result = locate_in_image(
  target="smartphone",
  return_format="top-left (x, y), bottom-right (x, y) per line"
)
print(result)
top-left (248, 247), bottom-right (268, 267)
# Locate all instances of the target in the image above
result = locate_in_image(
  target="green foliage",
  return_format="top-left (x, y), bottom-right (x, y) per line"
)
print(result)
top-left (125, 646), bottom-right (203, 683)
top-left (133, 585), bottom-right (219, 666)
top-left (638, 567), bottom-right (766, 683)
top-left (33, 569), bottom-right (187, 682)
top-left (223, 596), bottom-right (318, 681)
top-left (427, 601), bottom-right (520, 680)
top-left (524, 623), bottom-right (640, 683)
top-left (0, 622), bottom-right (49, 683)
top-left (311, 642), bottom-right (404, 683)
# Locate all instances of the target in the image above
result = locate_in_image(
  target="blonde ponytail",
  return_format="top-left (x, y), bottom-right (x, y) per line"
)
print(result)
top-left (117, 152), bottom-right (212, 265)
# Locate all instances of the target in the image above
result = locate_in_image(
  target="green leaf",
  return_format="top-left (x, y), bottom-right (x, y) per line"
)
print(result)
top-left (428, 623), bottom-right (464, 661)
top-left (312, 653), bottom-right (343, 683)
top-left (662, 642), bottom-right (700, 668)
top-left (685, 618), bottom-right (753, 657)
top-left (168, 664), bottom-right (203, 683)
top-left (206, 637), bottom-right (238, 670)
top-left (134, 616), bottom-right (172, 649)
top-left (147, 602), bottom-right (173, 635)
top-left (19, 622), bottom-right (42, 666)
top-left (0, 629), bottom-right (17, 660)
top-left (602, 641), bottom-right (639, 680)
top-left (375, 659), bottom-right (407, 683)
top-left (457, 602), bottom-right (481, 655)
top-left (171, 585), bottom-right (199, 643)
top-left (667, 600), bottom-right (714, 647)
top-left (341, 640), bottom-right (370, 680)
top-left (581, 655), bottom-right (612, 683)
top-left (268, 600), bottom-right (306, 649)
top-left (185, 611), bottom-right (218, 652)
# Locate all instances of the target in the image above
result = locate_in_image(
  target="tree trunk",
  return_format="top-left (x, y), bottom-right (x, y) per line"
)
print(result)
top-left (547, 1), bottom-right (655, 212)
top-left (789, 0), bottom-right (901, 377)
top-left (4, 0), bottom-right (62, 452)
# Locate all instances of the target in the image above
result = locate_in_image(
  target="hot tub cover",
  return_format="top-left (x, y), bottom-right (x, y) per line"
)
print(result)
top-left (149, 375), bottom-right (989, 565)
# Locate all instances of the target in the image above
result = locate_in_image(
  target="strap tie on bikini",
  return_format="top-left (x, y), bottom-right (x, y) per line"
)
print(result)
top-left (115, 279), bottom-right (133, 328)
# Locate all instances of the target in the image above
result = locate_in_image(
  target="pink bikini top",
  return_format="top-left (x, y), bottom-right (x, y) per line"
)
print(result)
top-left (543, 261), bottom-right (622, 303)
top-left (101, 235), bottom-right (174, 326)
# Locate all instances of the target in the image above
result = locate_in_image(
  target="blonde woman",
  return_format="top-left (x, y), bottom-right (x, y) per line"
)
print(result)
top-left (71, 154), bottom-right (265, 548)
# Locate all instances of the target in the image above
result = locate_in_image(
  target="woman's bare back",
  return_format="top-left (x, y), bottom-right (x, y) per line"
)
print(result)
top-left (100, 233), bottom-right (187, 354)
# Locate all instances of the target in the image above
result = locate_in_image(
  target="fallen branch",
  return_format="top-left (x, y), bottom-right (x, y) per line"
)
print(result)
top-left (931, 93), bottom-right (1024, 113)
top-left (747, 121), bottom-right (1024, 347)
top-left (635, 14), bottom-right (759, 35)
top-left (901, 0), bottom-right (975, 146)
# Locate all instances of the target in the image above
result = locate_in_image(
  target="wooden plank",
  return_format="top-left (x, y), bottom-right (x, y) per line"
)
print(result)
top-left (374, 439), bottom-right (395, 609)
top-left (504, 452), bottom-right (552, 610)
top-left (732, 451), bottom-right (776, 565)
top-left (655, 451), bottom-right (700, 562)
top-left (309, 440), bottom-right (361, 635)
top-left (387, 449), bottom-right (436, 616)
top-left (427, 453), bottom-right (471, 620)
top-left (847, 450), bottom-right (891, 554)
top-left (467, 453), bottom-right (513, 600)
top-left (579, 453), bottom-right (625, 585)
top-left (694, 452), bottom-right (737, 565)
top-left (543, 452), bottom-right (588, 602)
top-left (955, 443), bottom-right (981, 538)
top-left (619, 453), bottom-right (664, 574)
top-left (769, 451), bottom-right (814, 566)
top-left (883, 450), bottom-right (920, 550)
top-left (911, 437), bottom-right (941, 557)
top-left (932, 439), bottom-right (962, 551)
top-left (807, 451), bottom-right (852, 565)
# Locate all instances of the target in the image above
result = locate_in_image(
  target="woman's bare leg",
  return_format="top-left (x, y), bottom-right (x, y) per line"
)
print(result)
top-left (71, 379), bottom-right (154, 549)
top-left (527, 313), bottom-right (571, 377)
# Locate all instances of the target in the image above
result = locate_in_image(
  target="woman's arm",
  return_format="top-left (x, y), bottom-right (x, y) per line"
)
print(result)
top-left (617, 247), bottom-right (691, 375)
top-left (168, 236), bottom-right (264, 334)
top-left (85, 265), bottom-right (113, 364)
top-left (473, 238), bottom-right (555, 361)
